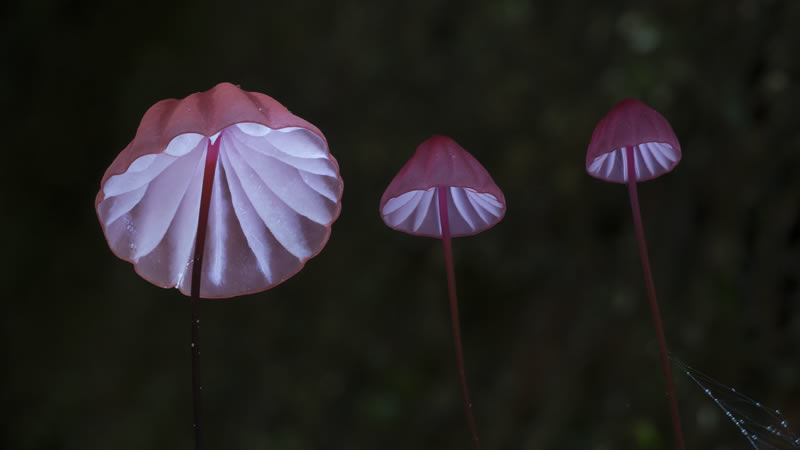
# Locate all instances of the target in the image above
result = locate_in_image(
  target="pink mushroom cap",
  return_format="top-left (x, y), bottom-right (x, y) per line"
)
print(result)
top-left (379, 135), bottom-right (506, 238)
top-left (586, 98), bottom-right (681, 183)
top-left (96, 82), bottom-right (343, 298)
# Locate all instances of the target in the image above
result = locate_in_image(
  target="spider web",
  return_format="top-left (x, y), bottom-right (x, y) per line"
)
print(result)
top-left (670, 355), bottom-right (800, 449)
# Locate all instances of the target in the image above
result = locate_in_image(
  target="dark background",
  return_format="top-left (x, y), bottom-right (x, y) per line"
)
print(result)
top-left (3, 1), bottom-right (799, 449)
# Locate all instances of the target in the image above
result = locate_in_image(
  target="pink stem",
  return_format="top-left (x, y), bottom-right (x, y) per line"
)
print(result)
top-left (189, 134), bottom-right (222, 450)
top-left (626, 146), bottom-right (686, 450)
top-left (437, 186), bottom-right (482, 450)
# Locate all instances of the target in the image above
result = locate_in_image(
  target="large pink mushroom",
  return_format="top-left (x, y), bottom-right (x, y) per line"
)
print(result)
top-left (380, 135), bottom-right (506, 450)
top-left (96, 82), bottom-right (343, 448)
top-left (586, 98), bottom-right (685, 450)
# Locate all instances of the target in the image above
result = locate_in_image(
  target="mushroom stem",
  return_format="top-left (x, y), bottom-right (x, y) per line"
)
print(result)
top-left (188, 134), bottom-right (222, 450)
top-left (625, 146), bottom-right (686, 450)
top-left (437, 185), bottom-right (482, 450)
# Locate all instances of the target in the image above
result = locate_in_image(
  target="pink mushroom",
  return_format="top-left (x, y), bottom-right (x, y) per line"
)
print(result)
top-left (380, 135), bottom-right (506, 450)
top-left (586, 98), bottom-right (685, 450)
top-left (95, 82), bottom-right (343, 448)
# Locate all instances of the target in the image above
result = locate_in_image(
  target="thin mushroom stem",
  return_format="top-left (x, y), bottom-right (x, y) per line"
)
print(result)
top-left (625, 146), bottom-right (686, 450)
top-left (189, 134), bottom-right (222, 450)
top-left (437, 185), bottom-right (482, 450)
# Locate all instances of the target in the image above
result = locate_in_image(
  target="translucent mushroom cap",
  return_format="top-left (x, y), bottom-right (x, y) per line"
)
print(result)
top-left (379, 135), bottom-right (506, 238)
top-left (95, 82), bottom-right (343, 298)
top-left (586, 98), bottom-right (681, 183)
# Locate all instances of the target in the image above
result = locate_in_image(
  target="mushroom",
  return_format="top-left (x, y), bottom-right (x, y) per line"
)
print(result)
top-left (95, 82), bottom-right (343, 448)
top-left (380, 135), bottom-right (506, 450)
top-left (586, 98), bottom-right (685, 450)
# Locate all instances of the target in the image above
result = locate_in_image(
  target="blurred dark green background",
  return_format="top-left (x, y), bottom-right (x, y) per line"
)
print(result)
top-left (3, 1), bottom-right (799, 449)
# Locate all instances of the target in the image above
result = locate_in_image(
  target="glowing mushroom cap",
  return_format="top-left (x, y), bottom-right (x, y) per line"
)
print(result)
top-left (379, 135), bottom-right (506, 238)
top-left (586, 98), bottom-right (681, 183)
top-left (96, 82), bottom-right (343, 298)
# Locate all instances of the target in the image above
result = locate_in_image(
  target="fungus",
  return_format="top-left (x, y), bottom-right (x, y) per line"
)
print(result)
top-left (96, 82), bottom-right (343, 448)
top-left (380, 135), bottom-right (506, 450)
top-left (586, 98), bottom-right (685, 450)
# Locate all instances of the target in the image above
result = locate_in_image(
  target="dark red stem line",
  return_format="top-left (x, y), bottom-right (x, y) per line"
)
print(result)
top-left (189, 134), bottom-right (221, 450)
top-left (626, 146), bottom-right (686, 450)
top-left (437, 186), bottom-right (482, 450)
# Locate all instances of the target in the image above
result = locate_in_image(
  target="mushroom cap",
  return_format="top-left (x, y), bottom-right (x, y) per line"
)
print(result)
top-left (379, 135), bottom-right (506, 238)
top-left (96, 82), bottom-right (343, 298)
top-left (586, 98), bottom-right (681, 183)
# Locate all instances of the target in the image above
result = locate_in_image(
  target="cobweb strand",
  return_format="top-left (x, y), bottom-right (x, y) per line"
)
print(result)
top-left (670, 355), bottom-right (800, 450)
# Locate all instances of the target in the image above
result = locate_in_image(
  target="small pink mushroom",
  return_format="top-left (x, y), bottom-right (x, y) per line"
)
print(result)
top-left (96, 82), bottom-right (343, 448)
top-left (380, 135), bottom-right (506, 450)
top-left (586, 98), bottom-right (685, 450)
